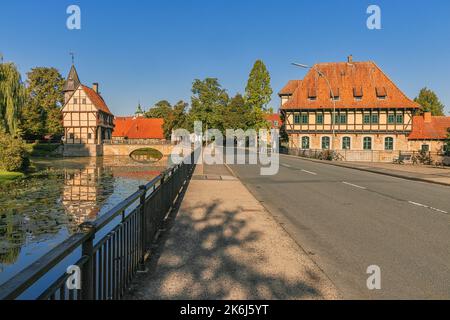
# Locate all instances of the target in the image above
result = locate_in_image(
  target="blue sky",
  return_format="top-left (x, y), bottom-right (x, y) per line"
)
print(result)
top-left (1, 0), bottom-right (449, 115)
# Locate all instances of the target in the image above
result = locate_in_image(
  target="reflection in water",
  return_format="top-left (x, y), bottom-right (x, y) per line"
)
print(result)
top-left (0, 156), bottom-right (168, 283)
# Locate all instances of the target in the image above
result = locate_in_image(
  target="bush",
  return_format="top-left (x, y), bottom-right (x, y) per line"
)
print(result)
top-left (0, 133), bottom-right (30, 172)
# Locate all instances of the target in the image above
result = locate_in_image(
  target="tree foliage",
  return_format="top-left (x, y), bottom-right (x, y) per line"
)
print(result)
top-left (189, 78), bottom-right (229, 132)
top-left (145, 100), bottom-right (172, 119)
top-left (222, 93), bottom-right (250, 130)
top-left (414, 87), bottom-right (446, 116)
top-left (21, 67), bottom-right (65, 138)
top-left (0, 61), bottom-right (24, 136)
top-left (0, 132), bottom-right (30, 172)
top-left (245, 60), bottom-right (273, 130)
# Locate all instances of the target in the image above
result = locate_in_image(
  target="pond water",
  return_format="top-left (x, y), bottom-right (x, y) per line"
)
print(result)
top-left (0, 156), bottom-right (170, 287)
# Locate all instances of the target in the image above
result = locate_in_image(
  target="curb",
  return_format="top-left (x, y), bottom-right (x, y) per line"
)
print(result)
top-left (281, 153), bottom-right (450, 187)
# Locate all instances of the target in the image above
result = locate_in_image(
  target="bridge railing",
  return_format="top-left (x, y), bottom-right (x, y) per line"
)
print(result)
top-left (0, 155), bottom-right (195, 300)
top-left (103, 139), bottom-right (176, 145)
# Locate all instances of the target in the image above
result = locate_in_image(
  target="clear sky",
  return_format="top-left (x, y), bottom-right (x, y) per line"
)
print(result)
top-left (1, 0), bottom-right (449, 116)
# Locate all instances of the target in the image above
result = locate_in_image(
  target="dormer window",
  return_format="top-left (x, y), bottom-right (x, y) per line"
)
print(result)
top-left (330, 88), bottom-right (340, 101)
top-left (353, 86), bottom-right (363, 100)
top-left (376, 87), bottom-right (387, 99)
top-left (307, 88), bottom-right (317, 101)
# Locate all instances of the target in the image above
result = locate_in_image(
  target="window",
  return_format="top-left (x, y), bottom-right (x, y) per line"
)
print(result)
top-left (273, 121), bottom-right (279, 127)
top-left (388, 114), bottom-right (395, 124)
top-left (88, 133), bottom-right (92, 140)
top-left (335, 114), bottom-right (347, 124)
top-left (322, 136), bottom-right (331, 150)
top-left (300, 113), bottom-right (309, 124)
top-left (421, 144), bottom-right (430, 152)
top-left (301, 136), bottom-right (310, 149)
top-left (294, 114), bottom-right (300, 124)
top-left (316, 114), bottom-right (324, 124)
top-left (82, 98), bottom-right (87, 104)
top-left (363, 114), bottom-right (371, 124)
top-left (396, 114), bottom-right (404, 124)
top-left (385, 137), bottom-right (394, 150)
top-left (363, 137), bottom-right (372, 150)
top-left (69, 133), bottom-right (74, 139)
top-left (73, 98), bottom-right (78, 104)
top-left (371, 114), bottom-right (379, 124)
top-left (342, 137), bottom-right (351, 150)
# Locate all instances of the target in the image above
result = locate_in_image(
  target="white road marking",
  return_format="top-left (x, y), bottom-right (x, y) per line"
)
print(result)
top-left (301, 169), bottom-right (317, 175)
top-left (342, 181), bottom-right (367, 190)
top-left (408, 201), bottom-right (448, 214)
top-left (281, 163), bottom-right (293, 168)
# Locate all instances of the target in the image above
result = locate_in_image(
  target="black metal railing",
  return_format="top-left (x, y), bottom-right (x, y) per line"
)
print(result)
top-left (0, 157), bottom-right (195, 300)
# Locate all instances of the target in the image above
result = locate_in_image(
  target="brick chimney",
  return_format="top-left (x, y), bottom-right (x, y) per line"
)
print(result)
top-left (347, 55), bottom-right (353, 63)
top-left (92, 83), bottom-right (99, 93)
top-left (423, 111), bottom-right (432, 123)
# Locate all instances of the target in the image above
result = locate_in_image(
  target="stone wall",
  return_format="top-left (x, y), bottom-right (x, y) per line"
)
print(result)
top-left (102, 144), bottom-right (174, 156)
top-left (63, 144), bottom-right (103, 157)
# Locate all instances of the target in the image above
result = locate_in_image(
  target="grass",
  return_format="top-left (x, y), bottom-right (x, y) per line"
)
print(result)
top-left (0, 170), bottom-right (25, 184)
top-left (130, 148), bottom-right (163, 160)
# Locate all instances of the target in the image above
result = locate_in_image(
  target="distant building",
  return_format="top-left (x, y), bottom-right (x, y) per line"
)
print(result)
top-left (62, 65), bottom-right (114, 156)
top-left (279, 57), bottom-right (420, 152)
top-left (266, 114), bottom-right (282, 130)
top-left (112, 117), bottom-right (165, 142)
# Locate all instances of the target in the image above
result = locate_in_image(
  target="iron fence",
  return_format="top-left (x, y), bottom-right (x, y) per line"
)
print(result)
top-left (0, 155), bottom-right (195, 300)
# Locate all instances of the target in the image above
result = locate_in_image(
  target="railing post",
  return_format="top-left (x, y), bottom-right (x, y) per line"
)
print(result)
top-left (138, 185), bottom-right (147, 272)
top-left (80, 223), bottom-right (95, 300)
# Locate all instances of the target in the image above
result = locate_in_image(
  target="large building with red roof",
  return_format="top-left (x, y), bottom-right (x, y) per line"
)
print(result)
top-left (112, 117), bottom-right (165, 141)
top-left (280, 56), bottom-right (424, 152)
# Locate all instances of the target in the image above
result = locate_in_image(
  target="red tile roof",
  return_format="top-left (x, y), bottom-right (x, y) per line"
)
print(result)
top-left (81, 85), bottom-right (113, 115)
top-left (265, 114), bottom-right (282, 128)
top-left (280, 61), bottom-right (420, 110)
top-left (279, 80), bottom-right (302, 95)
top-left (113, 117), bottom-right (165, 139)
top-left (408, 115), bottom-right (450, 140)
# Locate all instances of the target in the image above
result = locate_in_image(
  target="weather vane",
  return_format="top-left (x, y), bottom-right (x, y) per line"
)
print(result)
top-left (69, 52), bottom-right (75, 65)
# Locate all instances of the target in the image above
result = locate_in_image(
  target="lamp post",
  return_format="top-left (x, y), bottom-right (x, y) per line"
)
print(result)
top-left (292, 63), bottom-right (337, 151)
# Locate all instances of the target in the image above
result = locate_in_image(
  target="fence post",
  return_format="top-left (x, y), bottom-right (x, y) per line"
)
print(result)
top-left (138, 185), bottom-right (147, 271)
top-left (80, 224), bottom-right (95, 300)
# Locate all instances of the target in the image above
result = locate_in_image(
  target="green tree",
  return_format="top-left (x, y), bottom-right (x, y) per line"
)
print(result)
top-left (222, 93), bottom-right (250, 130)
top-left (0, 132), bottom-right (30, 172)
top-left (0, 61), bottom-right (25, 136)
top-left (414, 87), bottom-right (446, 116)
top-left (145, 100), bottom-right (172, 119)
top-left (21, 67), bottom-right (65, 138)
top-left (189, 78), bottom-right (229, 132)
top-left (165, 100), bottom-right (189, 138)
top-left (245, 60), bottom-right (273, 130)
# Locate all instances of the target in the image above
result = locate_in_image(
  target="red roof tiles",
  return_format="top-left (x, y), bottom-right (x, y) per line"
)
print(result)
top-left (280, 61), bottom-right (420, 110)
top-left (408, 114), bottom-right (450, 140)
top-left (113, 117), bottom-right (165, 139)
top-left (81, 85), bottom-right (113, 115)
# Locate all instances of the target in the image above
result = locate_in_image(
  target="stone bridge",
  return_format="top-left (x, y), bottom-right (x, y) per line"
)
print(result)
top-left (103, 143), bottom-right (175, 157)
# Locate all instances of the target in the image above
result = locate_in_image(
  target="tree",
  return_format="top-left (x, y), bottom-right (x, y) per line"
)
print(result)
top-left (222, 93), bottom-right (250, 130)
top-left (0, 132), bottom-right (30, 172)
top-left (164, 100), bottom-right (189, 138)
top-left (21, 67), bottom-right (65, 138)
top-left (445, 128), bottom-right (450, 156)
top-left (0, 61), bottom-right (25, 136)
top-left (245, 60), bottom-right (273, 130)
top-left (145, 100), bottom-right (172, 119)
top-left (189, 78), bottom-right (229, 133)
top-left (414, 87), bottom-right (445, 116)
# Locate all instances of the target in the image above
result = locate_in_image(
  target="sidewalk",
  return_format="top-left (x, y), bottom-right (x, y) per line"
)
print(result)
top-left (125, 164), bottom-right (340, 300)
top-left (286, 154), bottom-right (450, 186)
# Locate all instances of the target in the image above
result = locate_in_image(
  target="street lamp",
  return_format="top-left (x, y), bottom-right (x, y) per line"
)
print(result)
top-left (292, 63), bottom-right (337, 151)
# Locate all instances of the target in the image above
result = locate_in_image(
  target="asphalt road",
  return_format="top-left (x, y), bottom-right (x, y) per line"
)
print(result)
top-left (229, 154), bottom-right (450, 299)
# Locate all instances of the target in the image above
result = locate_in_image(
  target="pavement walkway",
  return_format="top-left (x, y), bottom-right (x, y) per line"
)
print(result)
top-left (125, 163), bottom-right (340, 300)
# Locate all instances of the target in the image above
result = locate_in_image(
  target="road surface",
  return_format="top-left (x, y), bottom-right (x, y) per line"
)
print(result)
top-left (229, 154), bottom-right (450, 299)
